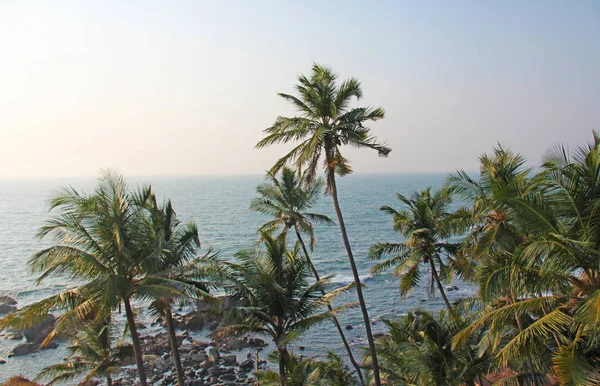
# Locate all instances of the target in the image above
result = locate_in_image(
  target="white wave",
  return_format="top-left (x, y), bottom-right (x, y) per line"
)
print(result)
top-left (329, 273), bottom-right (373, 285)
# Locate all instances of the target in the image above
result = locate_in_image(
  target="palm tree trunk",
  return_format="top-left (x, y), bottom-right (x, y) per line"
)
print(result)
top-left (123, 297), bottom-right (148, 386)
top-left (166, 306), bottom-right (185, 386)
top-left (428, 258), bottom-right (454, 315)
top-left (294, 225), bottom-right (366, 386)
top-left (278, 346), bottom-right (288, 386)
top-left (327, 171), bottom-right (382, 386)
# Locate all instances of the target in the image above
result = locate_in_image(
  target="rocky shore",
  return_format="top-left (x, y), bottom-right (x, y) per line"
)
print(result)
top-left (0, 296), bottom-right (270, 385)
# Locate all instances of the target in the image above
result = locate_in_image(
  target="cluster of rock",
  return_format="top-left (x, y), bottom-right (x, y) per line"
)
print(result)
top-left (109, 331), bottom-right (266, 385)
top-left (0, 297), bottom-right (59, 359)
top-left (0, 295), bottom-right (271, 385)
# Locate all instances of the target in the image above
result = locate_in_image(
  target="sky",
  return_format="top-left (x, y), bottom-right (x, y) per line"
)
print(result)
top-left (0, 1), bottom-right (599, 179)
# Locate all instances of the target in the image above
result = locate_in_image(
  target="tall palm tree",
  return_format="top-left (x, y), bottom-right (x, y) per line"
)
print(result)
top-left (3, 171), bottom-right (180, 386)
top-left (35, 319), bottom-right (133, 386)
top-left (256, 64), bottom-right (390, 386)
top-left (145, 199), bottom-right (219, 386)
top-left (368, 187), bottom-right (462, 314)
top-left (218, 232), bottom-right (354, 386)
top-left (250, 167), bottom-right (365, 385)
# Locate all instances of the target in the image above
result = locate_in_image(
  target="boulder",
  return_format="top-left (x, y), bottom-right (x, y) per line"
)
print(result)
top-left (0, 304), bottom-right (16, 314)
top-left (190, 353), bottom-right (206, 363)
top-left (9, 343), bottom-right (37, 357)
top-left (247, 337), bottom-right (266, 347)
top-left (0, 296), bottom-right (17, 305)
top-left (239, 359), bottom-right (254, 371)
top-left (41, 341), bottom-right (59, 350)
top-left (184, 314), bottom-right (204, 331)
top-left (446, 285), bottom-right (459, 292)
top-left (222, 354), bottom-right (237, 365)
top-left (193, 340), bottom-right (211, 350)
top-left (22, 314), bottom-right (55, 344)
top-left (345, 325), bottom-right (353, 330)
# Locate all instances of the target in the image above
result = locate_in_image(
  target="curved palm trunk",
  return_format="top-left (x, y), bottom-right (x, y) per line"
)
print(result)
top-left (278, 346), bottom-right (288, 386)
top-left (166, 306), bottom-right (185, 386)
top-left (327, 171), bottom-right (382, 386)
top-left (293, 225), bottom-right (366, 386)
top-left (123, 297), bottom-right (148, 386)
top-left (428, 258), bottom-right (454, 315)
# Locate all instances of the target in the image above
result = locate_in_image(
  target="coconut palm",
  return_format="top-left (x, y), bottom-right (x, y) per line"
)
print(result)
top-left (217, 232), bottom-right (354, 386)
top-left (250, 167), bottom-right (365, 385)
top-left (368, 187), bottom-right (462, 314)
top-left (3, 171), bottom-right (183, 386)
top-left (35, 319), bottom-right (133, 386)
top-left (256, 351), bottom-right (356, 386)
top-left (366, 310), bottom-right (489, 386)
top-left (256, 63), bottom-right (390, 386)
top-left (145, 198), bottom-right (220, 386)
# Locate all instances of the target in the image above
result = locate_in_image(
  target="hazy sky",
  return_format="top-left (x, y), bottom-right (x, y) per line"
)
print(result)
top-left (0, 1), bottom-right (598, 179)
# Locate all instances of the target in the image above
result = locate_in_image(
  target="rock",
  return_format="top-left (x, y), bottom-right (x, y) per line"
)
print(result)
top-left (184, 314), bottom-right (205, 331)
top-left (208, 347), bottom-right (220, 363)
top-left (247, 337), bottom-right (266, 347)
top-left (420, 298), bottom-right (428, 302)
top-left (193, 340), bottom-right (211, 350)
top-left (222, 354), bottom-right (237, 365)
top-left (41, 341), bottom-right (59, 350)
top-left (446, 285), bottom-right (459, 292)
top-left (0, 359), bottom-right (6, 364)
top-left (345, 325), bottom-right (353, 330)
top-left (0, 296), bottom-right (17, 305)
top-left (179, 344), bottom-right (196, 353)
top-left (0, 304), bottom-right (16, 314)
top-left (239, 359), bottom-right (254, 371)
top-left (9, 343), bottom-right (37, 356)
top-left (22, 314), bottom-right (55, 344)
top-left (136, 323), bottom-right (147, 329)
top-left (7, 332), bottom-right (23, 340)
top-left (299, 346), bottom-right (305, 351)
top-left (190, 354), bottom-right (206, 363)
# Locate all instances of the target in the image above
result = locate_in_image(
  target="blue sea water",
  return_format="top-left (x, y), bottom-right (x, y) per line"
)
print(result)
top-left (0, 173), bottom-right (477, 382)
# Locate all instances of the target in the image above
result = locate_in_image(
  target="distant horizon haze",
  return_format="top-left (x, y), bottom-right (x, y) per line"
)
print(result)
top-left (1, 1), bottom-right (598, 179)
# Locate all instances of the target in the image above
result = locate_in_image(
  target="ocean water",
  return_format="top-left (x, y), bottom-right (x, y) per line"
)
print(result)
top-left (0, 173), bottom-right (477, 382)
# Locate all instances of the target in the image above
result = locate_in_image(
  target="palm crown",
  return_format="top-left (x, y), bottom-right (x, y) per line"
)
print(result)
top-left (250, 166), bottom-right (334, 249)
top-left (369, 187), bottom-right (461, 313)
top-left (255, 63), bottom-right (390, 189)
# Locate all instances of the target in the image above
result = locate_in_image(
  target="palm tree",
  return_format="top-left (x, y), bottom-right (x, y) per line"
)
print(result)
top-left (368, 187), bottom-right (461, 314)
top-left (446, 146), bottom-right (581, 384)
top-left (250, 167), bottom-right (365, 385)
top-left (35, 319), bottom-right (133, 386)
top-left (256, 63), bottom-right (390, 386)
top-left (366, 310), bottom-right (489, 386)
top-left (2, 171), bottom-right (179, 386)
top-left (218, 232), bottom-right (354, 386)
top-left (145, 198), bottom-right (219, 386)
top-left (256, 351), bottom-right (356, 386)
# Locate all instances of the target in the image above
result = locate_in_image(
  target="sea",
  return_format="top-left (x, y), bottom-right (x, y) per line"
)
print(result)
top-left (0, 173), bottom-right (477, 382)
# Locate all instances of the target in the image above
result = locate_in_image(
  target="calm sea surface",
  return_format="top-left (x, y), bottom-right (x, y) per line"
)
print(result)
top-left (0, 173), bottom-right (477, 381)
